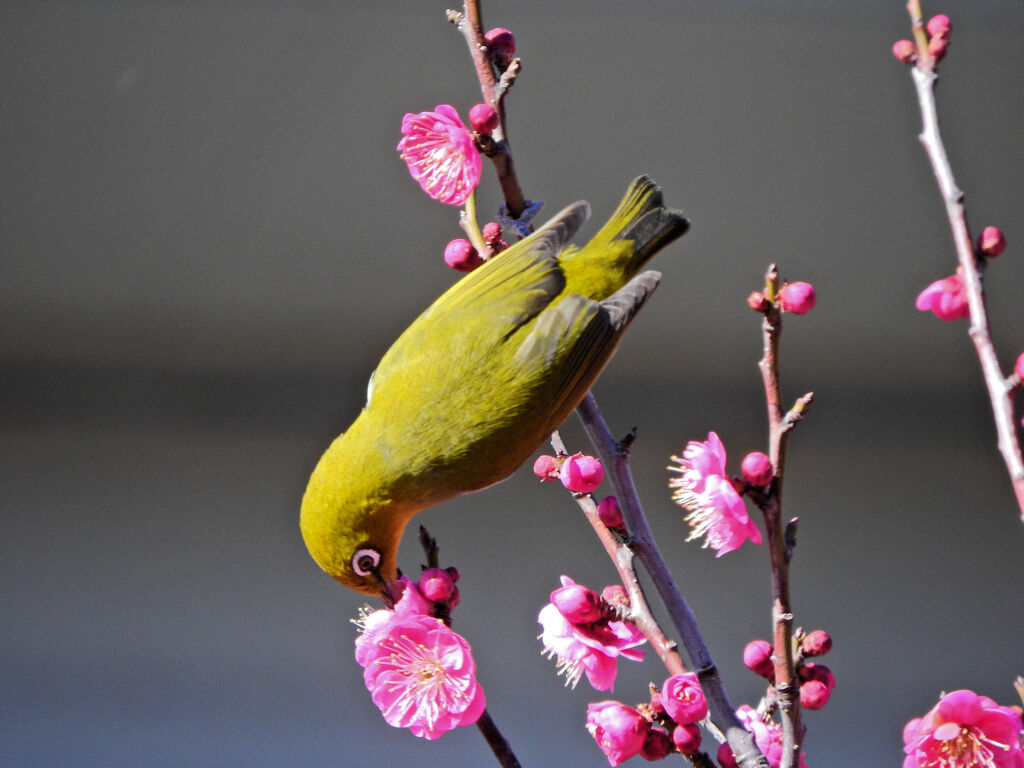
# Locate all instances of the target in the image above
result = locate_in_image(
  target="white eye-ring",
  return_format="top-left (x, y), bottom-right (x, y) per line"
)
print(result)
top-left (352, 547), bottom-right (382, 577)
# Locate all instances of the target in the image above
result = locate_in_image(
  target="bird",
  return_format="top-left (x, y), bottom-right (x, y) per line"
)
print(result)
top-left (300, 176), bottom-right (688, 596)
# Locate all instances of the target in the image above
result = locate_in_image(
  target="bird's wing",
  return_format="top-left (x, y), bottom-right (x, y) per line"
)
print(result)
top-left (366, 201), bottom-right (590, 405)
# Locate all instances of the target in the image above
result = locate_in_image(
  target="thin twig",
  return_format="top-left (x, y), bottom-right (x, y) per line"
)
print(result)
top-left (475, 709), bottom-right (523, 768)
top-left (575, 393), bottom-right (771, 768)
top-left (904, 4), bottom-right (1024, 521)
top-left (448, 1), bottom-right (528, 218)
top-left (754, 264), bottom-right (811, 768)
top-left (549, 431), bottom-right (687, 675)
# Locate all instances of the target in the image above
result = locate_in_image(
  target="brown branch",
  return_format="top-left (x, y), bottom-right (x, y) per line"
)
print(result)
top-left (574, 394), bottom-right (771, 768)
top-left (475, 709), bottom-right (523, 768)
top-left (755, 264), bottom-right (810, 768)
top-left (904, 5), bottom-right (1024, 522)
top-left (448, 1), bottom-right (528, 218)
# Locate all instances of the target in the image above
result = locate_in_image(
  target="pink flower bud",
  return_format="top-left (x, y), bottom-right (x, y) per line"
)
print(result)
top-left (740, 451), bottom-right (774, 487)
top-left (1015, 352), bottom-right (1024, 381)
top-left (550, 581), bottom-right (603, 624)
top-left (419, 567), bottom-right (454, 602)
top-left (892, 39), bottom-right (917, 65)
top-left (778, 281), bottom-right (816, 314)
top-left (672, 723), bottom-right (702, 755)
top-left (800, 679), bottom-right (831, 710)
top-left (979, 226), bottom-right (1006, 257)
top-left (446, 565), bottom-right (461, 583)
top-left (801, 629), bottom-right (832, 657)
top-left (799, 662), bottom-right (835, 691)
top-left (482, 221), bottom-right (503, 246)
top-left (533, 454), bottom-right (560, 481)
top-left (917, 272), bottom-right (969, 321)
top-left (928, 35), bottom-right (948, 62)
top-left (468, 103), bottom-right (499, 135)
top-left (597, 496), bottom-right (625, 528)
top-left (601, 584), bottom-right (629, 608)
top-left (743, 639), bottom-right (774, 679)
top-left (718, 742), bottom-right (740, 768)
top-left (926, 14), bottom-right (952, 40)
top-left (641, 728), bottom-right (673, 761)
top-left (747, 290), bottom-right (770, 312)
top-left (586, 701), bottom-right (649, 767)
top-left (559, 454), bottom-right (604, 493)
top-left (661, 672), bottom-right (708, 725)
top-left (444, 238), bottom-right (482, 272)
top-left (447, 584), bottom-right (461, 609)
top-left (484, 27), bottom-right (516, 68)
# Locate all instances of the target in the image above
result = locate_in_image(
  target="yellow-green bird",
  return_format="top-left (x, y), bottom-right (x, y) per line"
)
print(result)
top-left (300, 176), bottom-right (688, 596)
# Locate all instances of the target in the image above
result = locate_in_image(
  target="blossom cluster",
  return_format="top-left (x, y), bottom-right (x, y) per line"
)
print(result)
top-left (537, 576), bottom-right (645, 691)
top-left (743, 629), bottom-right (836, 713)
top-left (903, 689), bottom-right (1024, 768)
top-left (354, 571), bottom-right (483, 740)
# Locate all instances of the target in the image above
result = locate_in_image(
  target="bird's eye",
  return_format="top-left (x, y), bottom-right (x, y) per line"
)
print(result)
top-left (352, 547), bottom-right (382, 577)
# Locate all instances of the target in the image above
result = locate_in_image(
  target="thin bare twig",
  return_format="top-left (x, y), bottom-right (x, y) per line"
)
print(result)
top-left (575, 393), bottom-right (771, 768)
top-left (903, 1), bottom-right (1024, 521)
top-left (754, 265), bottom-right (812, 768)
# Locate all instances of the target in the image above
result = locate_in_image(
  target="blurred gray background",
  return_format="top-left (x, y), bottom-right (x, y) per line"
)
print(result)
top-left (3, 1), bottom-right (1023, 766)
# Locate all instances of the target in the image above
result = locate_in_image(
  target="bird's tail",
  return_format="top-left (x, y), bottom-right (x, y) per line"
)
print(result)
top-left (561, 176), bottom-right (688, 300)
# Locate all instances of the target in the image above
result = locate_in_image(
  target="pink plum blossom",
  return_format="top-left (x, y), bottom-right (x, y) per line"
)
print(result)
top-left (916, 272), bottom-right (970, 321)
top-left (903, 689), bottom-right (1024, 768)
top-left (359, 611), bottom-right (485, 739)
top-left (669, 432), bottom-right (762, 556)
top-left (397, 105), bottom-right (481, 206)
top-left (538, 575), bottom-right (645, 691)
top-left (586, 701), bottom-right (649, 766)
top-left (661, 672), bottom-right (708, 725)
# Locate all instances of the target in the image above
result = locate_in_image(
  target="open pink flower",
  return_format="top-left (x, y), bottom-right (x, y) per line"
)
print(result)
top-left (397, 105), bottom-right (481, 206)
top-left (916, 272), bottom-right (970, 321)
top-left (669, 432), bottom-right (762, 556)
top-left (538, 576), bottom-right (645, 691)
top-left (903, 689), bottom-right (1024, 768)
top-left (586, 701), bottom-right (650, 766)
top-left (355, 592), bottom-right (485, 739)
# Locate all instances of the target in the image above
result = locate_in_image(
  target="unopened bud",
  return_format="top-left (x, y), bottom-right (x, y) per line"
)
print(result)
top-left (926, 14), bottom-right (952, 40)
top-left (743, 639), bottom-right (774, 679)
top-left (799, 662), bottom-right (836, 691)
top-left (718, 742), bottom-right (740, 768)
top-left (533, 454), bottom-right (560, 481)
top-left (778, 281), bottom-right (817, 314)
top-left (445, 566), bottom-right (461, 583)
top-left (559, 454), bottom-right (604, 493)
top-left (550, 581), bottom-right (602, 624)
top-left (597, 496), bottom-right (624, 528)
top-left (641, 728), bottom-right (673, 761)
top-left (419, 567), bottom-right (454, 602)
top-left (741, 451), bottom-right (774, 487)
top-left (801, 629), bottom-right (832, 657)
top-left (444, 238), bottom-right (482, 272)
top-left (484, 27), bottom-right (516, 69)
top-left (979, 226), bottom-right (1006, 257)
top-left (928, 36), bottom-right (948, 62)
top-left (800, 679), bottom-right (831, 710)
top-left (447, 584), bottom-right (461, 609)
top-left (468, 103), bottom-right (499, 135)
top-left (892, 39), bottom-right (917, 65)
top-left (672, 723), bottom-right (702, 755)
top-left (482, 221), bottom-right (503, 246)
top-left (747, 290), bottom-right (770, 312)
